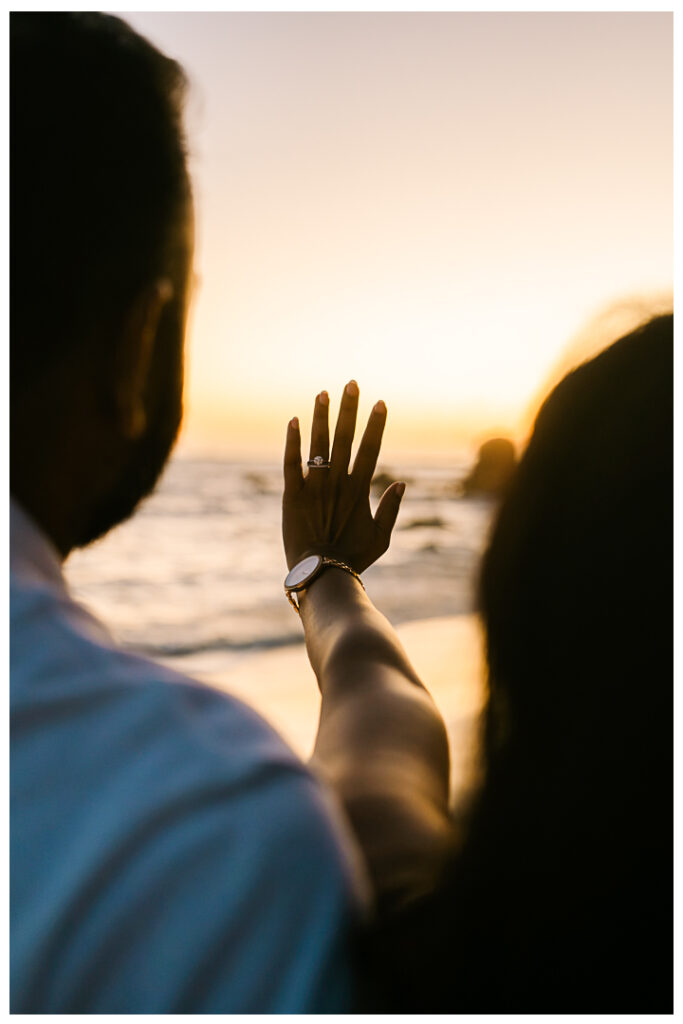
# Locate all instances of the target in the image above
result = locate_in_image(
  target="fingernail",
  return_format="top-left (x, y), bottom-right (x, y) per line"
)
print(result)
top-left (397, 482), bottom-right (406, 498)
top-left (290, 417), bottom-right (299, 429)
top-left (373, 400), bottom-right (386, 414)
top-left (346, 380), bottom-right (358, 397)
top-left (319, 391), bottom-right (329, 405)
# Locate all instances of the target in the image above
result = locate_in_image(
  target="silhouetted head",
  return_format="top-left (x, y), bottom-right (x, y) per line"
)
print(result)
top-left (459, 313), bottom-right (673, 1008)
top-left (361, 314), bottom-right (672, 1013)
top-left (480, 312), bottom-right (672, 812)
top-left (10, 13), bottom-right (192, 553)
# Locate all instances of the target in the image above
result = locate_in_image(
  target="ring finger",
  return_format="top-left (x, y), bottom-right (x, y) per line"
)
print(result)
top-left (307, 391), bottom-right (330, 475)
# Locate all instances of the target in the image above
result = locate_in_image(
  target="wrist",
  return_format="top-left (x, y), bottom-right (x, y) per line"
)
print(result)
top-left (298, 568), bottom-right (370, 682)
top-left (287, 545), bottom-right (356, 572)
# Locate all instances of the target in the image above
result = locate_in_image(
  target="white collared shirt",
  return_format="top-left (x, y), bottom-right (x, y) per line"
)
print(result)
top-left (10, 499), bottom-right (366, 1013)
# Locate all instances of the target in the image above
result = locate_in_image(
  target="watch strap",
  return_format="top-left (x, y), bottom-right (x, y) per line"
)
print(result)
top-left (285, 557), bottom-right (364, 615)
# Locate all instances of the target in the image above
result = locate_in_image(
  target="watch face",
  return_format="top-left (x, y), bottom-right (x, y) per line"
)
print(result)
top-left (285, 554), bottom-right (322, 590)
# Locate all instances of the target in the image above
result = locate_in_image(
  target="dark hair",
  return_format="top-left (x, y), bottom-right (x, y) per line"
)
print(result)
top-left (10, 13), bottom-right (190, 395)
top-left (470, 312), bottom-right (673, 1008)
top-left (481, 313), bottom-right (672, 772)
top-left (365, 314), bottom-right (673, 1012)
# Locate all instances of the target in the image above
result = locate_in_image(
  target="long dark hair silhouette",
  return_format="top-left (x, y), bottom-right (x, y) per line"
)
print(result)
top-left (364, 313), bottom-right (672, 1013)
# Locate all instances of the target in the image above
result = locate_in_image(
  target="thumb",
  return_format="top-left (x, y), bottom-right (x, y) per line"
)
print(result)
top-left (374, 480), bottom-right (406, 538)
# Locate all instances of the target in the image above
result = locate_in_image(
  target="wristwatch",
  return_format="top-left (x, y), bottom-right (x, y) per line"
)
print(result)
top-left (284, 554), bottom-right (364, 614)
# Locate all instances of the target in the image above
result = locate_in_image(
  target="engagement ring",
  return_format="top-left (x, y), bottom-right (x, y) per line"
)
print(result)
top-left (307, 456), bottom-right (331, 469)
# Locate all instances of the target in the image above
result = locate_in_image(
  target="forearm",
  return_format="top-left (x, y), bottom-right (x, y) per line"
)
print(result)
top-left (299, 567), bottom-right (417, 683)
top-left (282, 385), bottom-right (453, 909)
top-left (300, 569), bottom-right (453, 908)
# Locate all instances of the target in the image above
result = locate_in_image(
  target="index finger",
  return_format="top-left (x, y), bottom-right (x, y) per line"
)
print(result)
top-left (284, 416), bottom-right (303, 494)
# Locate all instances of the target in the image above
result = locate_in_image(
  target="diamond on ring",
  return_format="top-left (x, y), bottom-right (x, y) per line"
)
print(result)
top-left (307, 456), bottom-right (331, 469)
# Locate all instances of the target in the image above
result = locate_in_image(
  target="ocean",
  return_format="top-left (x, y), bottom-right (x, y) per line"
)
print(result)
top-left (64, 454), bottom-right (496, 675)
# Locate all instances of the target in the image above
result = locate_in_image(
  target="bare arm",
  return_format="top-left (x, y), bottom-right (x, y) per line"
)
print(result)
top-left (282, 383), bottom-right (452, 911)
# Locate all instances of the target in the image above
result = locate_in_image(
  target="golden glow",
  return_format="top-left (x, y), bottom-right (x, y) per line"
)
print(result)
top-left (125, 12), bottom-right (672, 457)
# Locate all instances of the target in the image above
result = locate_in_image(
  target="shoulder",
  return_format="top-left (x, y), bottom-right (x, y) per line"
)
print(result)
top-left (12, 630), bottom-right (368, 1012)
top-left (11, 574), bottom-right (328, 816)
top-left (11, 572), bottom-right (361, 878)
top-left (123, 656), bottom-right (371, 915)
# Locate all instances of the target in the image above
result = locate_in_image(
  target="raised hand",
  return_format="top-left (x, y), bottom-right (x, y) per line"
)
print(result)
top-left (282, 380), bottom-right (406, 572)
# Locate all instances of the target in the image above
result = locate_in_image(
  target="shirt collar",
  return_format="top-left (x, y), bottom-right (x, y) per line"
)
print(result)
top-left (10, 497), bottom-right (67, 592)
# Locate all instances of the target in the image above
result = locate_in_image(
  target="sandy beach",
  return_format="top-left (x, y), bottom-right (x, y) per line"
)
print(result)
top-left (166, 614), bottom-right (487, 811)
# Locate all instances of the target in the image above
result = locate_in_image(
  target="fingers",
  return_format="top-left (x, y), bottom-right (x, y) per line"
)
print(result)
top-left (284, 416), bottom-right (303, 494)
top-left (352, 400), bottom-right (387, 487)
top-left (330, 380), bottom-right (359, 477)
top-left (308, 391), bottom-right (330, 464)
top-left (374, 481), bottom-right (406, 538)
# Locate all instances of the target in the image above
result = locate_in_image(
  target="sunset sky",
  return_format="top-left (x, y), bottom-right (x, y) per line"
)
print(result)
top-left (124, 12), bottom-right (672, 460)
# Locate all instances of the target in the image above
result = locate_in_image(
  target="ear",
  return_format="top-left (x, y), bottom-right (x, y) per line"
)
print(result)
top-left (115, 278), bottom-right (174, 440)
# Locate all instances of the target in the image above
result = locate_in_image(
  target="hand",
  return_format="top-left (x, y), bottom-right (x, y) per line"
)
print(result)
top-left (283, 380), bottom-right (406, 572)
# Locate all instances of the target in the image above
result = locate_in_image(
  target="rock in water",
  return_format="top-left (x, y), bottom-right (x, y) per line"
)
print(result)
top-left (371, 469), bottom-right (413, 495)
top-left (461, 438), bottom-right (516, 498)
